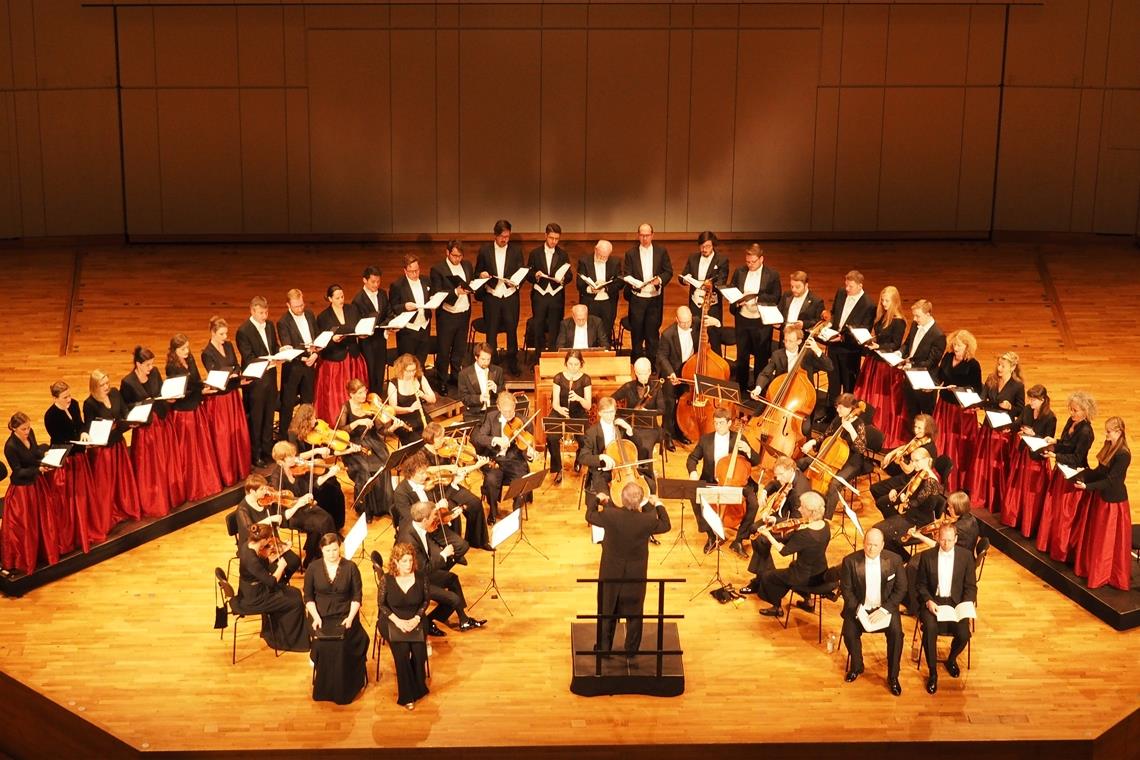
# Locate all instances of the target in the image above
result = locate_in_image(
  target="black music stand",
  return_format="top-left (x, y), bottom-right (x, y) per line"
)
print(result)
top-left (471, 508), bottom-right (522, 616)
top-left (498, 469), bottom-right (549, 562)
top-left (444, 419), bottom-right (479, 436)
top-left (542, 416), bottom-right (589, 473)
top-left (693, 374), bottom-right (743, 407)
top-left (350, 438), bottom-right (425, 535)
top-left (689, 488), bottom-right (742, 600)
top-left (656, 478), bottom-right (702, 566)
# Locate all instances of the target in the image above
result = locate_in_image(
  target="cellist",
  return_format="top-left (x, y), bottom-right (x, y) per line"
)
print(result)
top-left (686, 408), bottom-right (761, 557)
top-left (612, 357), bottom-right (666, 474)
top-left (798, 392), bottom-right (867, 519)
top-left (750, 324), bottom-right (832, 437)
top-left (578, 397), bottom-right (640, 512)
top-left (656, 306), bottom-right (700, 447)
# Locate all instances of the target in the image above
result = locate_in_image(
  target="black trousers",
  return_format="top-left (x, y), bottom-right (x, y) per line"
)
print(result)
top-left (482, 293), bottom-right (520, 362)
top-left (842, 613), bottom-right (903, 681)
top-left (481, 452), bottom-right (530, 520)
top-left (443, 485), bottom-right (489, 547)
top-left (598, 580), bottom-right (648, 654)
top-left (530, 292), bottom-right (564, 356)
top-left (396, 327), bottom-right (432, 369)
top-left (828, 343), bottom-right (862, 403)
top-left (628, 296), bottom-right (664, 362)
top-left (425, 569), bottom-right (468, 624)
top-left (285, 504), bottom-right (337, 567)
top-left (734, 318), bottom-right (772, 393)
top-left (359, 334), bottom-right (388, 392)
top-left (243, 373), bottom-right (278, 461)
top-left (279, 361), bottom-right (315, 443)
top-left (918, 608), bottom-right (971, 674)
top-left (434, 309), bottom-right (470, 383)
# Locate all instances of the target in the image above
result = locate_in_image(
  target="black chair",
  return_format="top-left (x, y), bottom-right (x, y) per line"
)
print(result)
top-left (782, 567), bottom-right (841, 643)
top-left (613, 316), bottom-right (632, 350)
top-left (911, 538), bottom-right (984, 671)
top-left (224, 510), bottom-right (241, 579)
top-left (856, 424), bottom-right (886, 487)
top-left (933, 455), bottom-right (954, 484)
top-left (466, 317), bottom-right (488, 357)
top-left (974, 536), bottom-right (990, 581)
top-left (215, 566), bottom-right (281, 664)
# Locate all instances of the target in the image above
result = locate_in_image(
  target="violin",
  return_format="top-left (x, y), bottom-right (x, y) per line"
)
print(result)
top-left (289, 458), bottom-right (330, 477)
top-left (501, 412), bottom-right (538, 455)
top-left (883, 435), bottom-right (931, 468)
top-left (769, 517), bottom-right (807, 539)
top-left (257, 535), bottom-right (292, 563)
top-left (364, 392), bottom-right (410, 431)
top-left (423, 457), bottom-right (491, 489)
top-left (756, 478), bottom-right (794, 525)
top-left (894, 467), bottom-right (931, 515)
top-left (257, 488), bottom-right (297, 508)
top-left (435, 435), bottom-right (479, 466)
top-left (917, 511), bottom-right (957, 538)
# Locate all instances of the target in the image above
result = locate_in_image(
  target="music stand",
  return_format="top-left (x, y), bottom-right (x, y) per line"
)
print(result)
top-left (616, 407), bottom-right (665, 473)
top-left (656, 477), bottom-right (703, 566)
top-left (498, 469), bottom-right (549, 562)
top-left (689, 496), bottom-right (735, 600)
top-left (693, 374), bottom-right (743, 407)
top-left (470, 508), bottom-right (521, 615)
top-left (444, 419), bottom-right (479, 436)
top-left (349, 438), bottom-right (425, 532)
top-left (542, 417), bottom-right (588, 477)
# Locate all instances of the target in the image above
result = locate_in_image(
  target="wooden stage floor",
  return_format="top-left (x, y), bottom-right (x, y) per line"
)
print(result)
top-left (0, 239), bottom-right (1138, 756)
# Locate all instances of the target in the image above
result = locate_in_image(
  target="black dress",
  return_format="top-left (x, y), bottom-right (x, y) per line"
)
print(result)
top-left (235, 543), bottom-right (309, 652)
top-left (388, 380), bottom-right (427, 447)
top-left (547, 371), bottom-right (591, 472)
top-left (304, 559), bottom-right (369, 704)
top-left (756, 525), bottom-right (831, 606)
top-left (287, 431), bottom-right (348, 530)
top-left (377, 571), bottom-right (430, 705)
top-left (340, 403), bottom-right (393, 520)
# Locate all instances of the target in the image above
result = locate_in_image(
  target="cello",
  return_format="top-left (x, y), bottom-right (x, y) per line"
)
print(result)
top-left (605, 421), bottom-right (652, 503)
top-left (676, 280), bottom-right (731, 442)
top-left (805, 400), bottom-right (865, 495)
top-left (713, 421), bottom-right (753, 529)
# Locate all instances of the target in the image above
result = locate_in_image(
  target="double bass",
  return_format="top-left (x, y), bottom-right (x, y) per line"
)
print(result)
top-left (676, 280), bottom-right (731, 441)
top-left (805, 400), bottom-right (865, 495)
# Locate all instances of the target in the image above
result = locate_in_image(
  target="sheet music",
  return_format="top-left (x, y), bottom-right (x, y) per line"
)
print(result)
top-left (847, 326), bottom-right (873, 345)
top-left (76, 418), bottom-right (113, 446)
top-left (985, 410), bottom-right (1013, 428)
top-left (490, 508), bottom-right (522, 549)
top-left (263, 347), bottom-right (304, 362)
top-left (548, 262), bottom-right (571, 283)
top-left (157, 375), bottom-right (188, 400)
top-left (857, 606), bottom-right (891, 632)
top-left (242, 360), bottom-right (269, 379)
top-left (818, 326), bottom-right (841, 342)
top-left (311, 330), bottom-right (335, 350)
top-left (876, 350), bottom-right (904, 367)
top-left (126, 403), bottom-right (153, 424)
top-left (758, 305), bottom-right (784, 325)
top-left (622, 274), bottom-right (647, 290)
top-left (378, 310), bottom-right (415, 331)
top-left (41, 447), bottom-right (67, 468)
top-left (953, 388), bottom-right (982, 408)
top-left (1057, 463), bottom-right (1085, 480)
top-left (204, 369), bottom-right (232, 390)
top-left (351, 317), bottom-right (377, 336)
top-left (935, 601), bottom-right (977, 623)
top-left (579, 273), bottom-right (613, 291)
top-left (680, 273), bottom-right (704, 289)
top-left (342, 513), bottom-right (368, 561)
top-left (505, 267), bottom-right (530, 287)
top-left (699, 499), bottom-right (727, 541)
top-left (467, 277), bottom-right (489, 292)
top-left (591, 524), bottom-right (605, 544)
top-left (423, 291), bottom-right (448, 310)
top-left (905, 369), bottom-right (937, 391)
top-left (1021, 435), bottom-right (1050, 452)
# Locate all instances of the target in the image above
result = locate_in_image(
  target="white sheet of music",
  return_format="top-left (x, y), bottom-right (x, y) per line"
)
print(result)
top-left (351, 316), bottom-right (376, 336)
top-left (543, 262), bottom-right (571, 283)
top-left (905, 369), bottom-right (937, 390)
top-left (204, 369), bottom-right (231, 390)
top-left (76, 418), bottom-right (112, 446)
top-left (985, 410), bottom-right (1013, 428)
top-left (263, 348), bottom-right (304, 362)
top-left (507, 267), bottom-right (530, 287)
top-left (157, 375), bottom-right (188, 400)
top-left (847, 326), bottom-right (873, 345)
top-left (1058, 463), bottom-right (1085, 480)
top-left (680, 273), bottom-right (704, 289)
top-left (342, 513), bottom-right (368, 561)
top-left (579, 273), bottom-right (612, 290)
top-left (935, 601), bottom-right (976, 623)
top-left (242, 360), bottom-right (269, 379)
top-left (41, 447), bottom-right (68, 469)
top-left (467, 277), bottom-right (489, 292)
top-left (699, 499), bottom-right (727, 541)
top-left (857, 606), bottom-right (891, 632)
top-left (622, 274), bottom-right (647, 289)
top-left (127, 402), bottom-right (153, 424)
top-left (490, 508), bottom-right (522, 549)
top-left (1021, 435), bottom-right (1050, 452)
top-left (818, 325), bottom-right (841, 342)
top-left (591, 524), bottom-right (605, 544)
top-left (379, 310), bottom-right (415, 331)
top-left (758, 305), bottom-right (784, 325)
top-left (423, 291), bottom-right (448, 310)
top-left (876, 350), bottom-right (904, 367)
top-left (311, 330), bottom-right (335, 350)
top-left (953, 388), bottom-right (982, 408)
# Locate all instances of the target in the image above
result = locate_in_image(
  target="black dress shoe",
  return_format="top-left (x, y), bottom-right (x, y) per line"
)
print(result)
top-left (888, 679), bottom-right (902, 697)
top-left (926, 676), bottom-right (938, 694)
top-left (552, 470), bottom-right (563, 485)
top-left (794, 598), bottom-right (815, 613)
top-left (458, 618), bottom-right (486, 631)
top-left (426, 622), bottom-right (446, 637)
top-left (703, 537), bottom-right (721, 555)
top-left (649, 535), bottom-right (660, 545)
top-left (758, 605), bottom-right (782, 617)
top-left (676, 435), bottom-right (693, 447)
top-left (844, 667), bottom-right (863, 683)
top-left (729, 542), bottom-right (747, 559)
top-left (479, 543), bottom-right (494, 551)
top-left (739, 585), bottom-right (755, 595)
top-left (945, 659), bottom-right (961, 678)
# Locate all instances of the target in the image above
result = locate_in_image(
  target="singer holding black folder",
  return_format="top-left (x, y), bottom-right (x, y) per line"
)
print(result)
top-left (429, 241), bottom-right (475, 392)
top-left (388, 254), bottom-right (436, 370)
top-left (727, 243), bottom-right (781, 394)
top-left (899, 299), bottom-right (946, 419)
top-left (576, 240), bottom-right (623, 338)
top-left (1, 412), bottom-right (59, 575)
top-left (277, 288), bottom-right (321, 443)
top-left (475, 219), bottom-right (525, 376)
top-left (930, 330), bottom-right (982, 492)
top-left (304, 532), bottom-right (369, 705)
top-left (44, 380), bottom-right (92, 556)
top-left (315, 285), bottom-right (369, 425)
top-left (121, 346), bottom-right (185, 517)
top-left (166, 333), bottom-right (223, 502)
top-left (83, 369), bottom-right (142, 534)
top-left (200, 316), bottom-right (252, 487)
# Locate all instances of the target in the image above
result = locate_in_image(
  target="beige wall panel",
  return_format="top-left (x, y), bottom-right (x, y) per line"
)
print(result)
top-left (687, 29), bottom-right (736, 232)
top-left (13, 92), bottom-right (45, 236)
top-left (956, 87), bottom-right (999, 231)
top-left (966, 6), bottom-right (1004, 86)
top-left (0, 94), bottom-right (19, 238)
top-left (664, 29), bottom-right (691, 232)
top-left (539, 30), bottom-right (587, 232)
top-left (284, 89), bottom-right (310, 233)
top-left (587, 5), bottom-right (670, 30)
top-left (993, 88), bottom-right (1080, 231)
top-left (308, 30), bottom-right (392, 233)
top-left (818, 5), bottom-right (842, 87)
top-left (739, 5), bottom-right (821, 30)
top-left (811, 87), bottom-right (839, 232)
top-left (584, 30), bottom-right (668, 232)
top-left (1005, 0), bottom-right (1086, 87)
top-left (732, 29), bottom-right (818, 232)
top-left (154, 7), bottom-right (238, 87)
top-left (390, 30), bottom-right (438, 233)
top-left (117, 8), bottom-right (156, 88)
top-left (458, 30), bottom-right (540, 231)
top-left (239, 89), bottom-right (289, 233)
top-left (458, 4), bottom-right (540, 29)
top-left (120, 89), bottom-right (162, 235)
top-left (8, 0), bottom-right (36, 88)
top-left (156, 89), bottom-right (242, 234)
top-left (283, 8), bottom-right (306, 87)
top-left (237, 7), bottom-right (285, 87)
top-left (886, 5), bottom-right (968, 86)
top-left (38, 89), bottom-right (122, 235)
top-left (833, 88), bottom-right (883, 232)
top-left (1070, 89), bottom-right (1104, 232)
top-left (1081, 0), bottom-right (1111, 88)
top-left (33, 0), bottom-right (116, 88)
top-left (435, 29), bottom-right (460, 232)
top-left (839, 5), bottom-right (887, 86)
top-left (1106, 2), bottom-right (1140, 87)
top-left (878, 88), bottom-right (963, 231)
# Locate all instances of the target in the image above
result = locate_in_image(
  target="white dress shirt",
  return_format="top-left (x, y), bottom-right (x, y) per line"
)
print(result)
top-left (713, 432), bottom-right (730, 462)
top-left (600, 420), bottom-right (616, 447)
top-left (489, 243), bottom-right (511, 298)
top-left (593, 260), bottom-right (610, 301)
top-left (290, 312), bottom-right (313, 346)
top-left (636, 246), bottom-right (657, 297)
top-left (838, 290), bottom-right (863, 329)
top-left (678, 328), bottom-right (695, 364)
top-left (937, 549), bottom-right (955, 598)
top-left (535, 246), bottom-right (563, 296)
top-left (407, 277), bottom-right (428, 330)
top-left (250, 318), bottom-right (269, 352)
top-left (863, 555), bottom-right (882, 609)
top-left (363, 287), bottom-right (379, 313)
top-left (741, 267), bottom-right (764, 319)
top-left (572, 324), bottom-right (589, 349)
top-left (786, 292), bottom-right (807, 325)
top-left (908, 321), bottom-right (933, 359)
top-left (443, 260), bottom-right (470, 314)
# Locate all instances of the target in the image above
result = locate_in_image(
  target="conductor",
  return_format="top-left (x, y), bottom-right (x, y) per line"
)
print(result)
top-left (585, 482), bottom-right (671, 657)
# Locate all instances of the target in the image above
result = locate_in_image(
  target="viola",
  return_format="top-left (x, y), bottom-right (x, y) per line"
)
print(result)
top-left (435, 436), bottom-right (479, 466)
top-left (501, 412), bottom-right (538, 454)
top-left (770, 517), bottom-right (807, 539)
top-left (305, 418), bottom-right (361, 455)
top-left (257, 488), bottom-right (297, 508)
top-left (289, 459), bottom-right (330, 477)
top-left (364, 392), bottom-right (410, 431)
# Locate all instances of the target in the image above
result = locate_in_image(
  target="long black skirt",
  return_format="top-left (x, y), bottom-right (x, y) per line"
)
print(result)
top-left (311, 620), bottom-right (370, 705)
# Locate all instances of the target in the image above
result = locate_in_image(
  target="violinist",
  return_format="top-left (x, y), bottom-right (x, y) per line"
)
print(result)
top-left (199, 315), bottom-right (252, 486)
top-left (121, 345), bottom-right (185, 517)
top-left (686, 407), bottom-right (761, 556)
top-left (386, 353), bottom-right (436, 447)
top-left (268, 440), bottom-right (339, 568)
top-left (391, 454), bottom-right (471, 563)
top-left (234, 473), bottom-right (301, 583)
top-left (1, 412), bottom-right (59, 575)
top-left (528, 223), bottom-right (573, 358)
top-left (44, 380), bottom-right (93, 554)
top-left (388, 254), bottom-right (436, 370)
top-left (727, 243), bottom-right (781, 394)
top-left (752, 491), bottom-right (830, 618)
top-left (899, 299), bottom-right (946, 417)
top-left (576, 240), bottom-right (624, 335)
top-left (613, 357), bottom-right (666, 460)
top-left (966, 350), bottom-right (1025, 511)
top-left (1001, 384), bottom-right (1057, 537)
top-left (555, 304), bottom-right (611, 350)
top-left (1036, 391), bottom-right (1096, 560)
top-left (315, 284), bottom-right (369, 423)
top-left (276, 288), bottom-right (320, 440)
top-left (286, 403), bottom-right (347, 530)
top-left (623, 222), bottom-right (673, 364)
top-left (1071, 416), bottom-right (1132, 591)
top-left (578, 397), bottom-right (641, 511)
top-left (873, 447), bottom-right (945, 560)
top-left (422, 422), bottom-right (491, 550)
top-left (351, 265), bottom-right (390, 392)
top-left (547, 349), bottom-right (592, 484)
top-left (82, 369), bottom-right (141, 534)
top-left (472, 392), bottom-right (536, 522)
top-left (235, 295), bottom-right (282, 468)
top-left (656, 306), bottom-right (700, 446)
top-left (826, 270), bottom-right (876, 408)
top-left (430, 242), bottom-right (475, 392)
top-left (236, 523), bottom-right (309, 653)
top-left (337, 378), bottom-right (393, 522)
top-left (458, 343), bottom-right (504, 422)
top-left (931, 329), bottom-right (982, 491)
top-left (870, 414), bottom-right (938, 504)
top-left (165, 333), bottom-right (223, 502)
top-left (874, 446), bottom-right (943, 520)
top-left (475, 219), bottom-right (525, 376)
top-left (742, 456), bottom-right (811, 593)
top-left (778, 271), bottom-right (825, 334)
top-left (678, 231), bottom-right (728, 354)
top-left (750, 324), bottom-right (833, 437)
top-left (799, 392), bottom-right (867, 519)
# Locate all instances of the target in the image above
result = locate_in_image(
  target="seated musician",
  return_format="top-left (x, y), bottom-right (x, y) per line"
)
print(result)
top-left (422, 422), bottom-right (491, 550)
top-left (839, 527), bottom-right (906, 697)
top-left (395, 501), bottom-right (486, 635)
top-left (472, 391), bottom-right (536, 522)
top-left (267, 440), bottom-right (339, 568)
top-left (752, 491), bottom-right (830, 618)
top-left (870, 413), bottom-right (939, 504)
top-left (797, 392), bottom-right (867, 519)
top-left (915, 522), bottom-right (977, 694)
top-left (578, 397), bottom-right (640, 510)
top-left (234, 473), bottom-right (302, 583)
top-left (873, 447), bottom-right (945, 560)
top-left (547, 350), bottom-right (592, 484)
top-left (903, 491), bottom-right (977, 615)
top-left (742, 456), bottom-right (812, 593)
top-left (686, 407), bottom-right (761, 557)
top-left (656, 306), bottom-right (701, 447)
top-left (555, 304), bottom-right (611, 350)
top-left (750, 324), bottom-right (832, 437)
top-left (458, 343), bottom-right (505, 422)
top-left (285, 403), bottom-right (347, 530)
top-left (236, 523), bottom-right (310, 653)
top-left (389, 451), bottom-right (470, 565)
top-left (612, 357), bottom-right (666, 481)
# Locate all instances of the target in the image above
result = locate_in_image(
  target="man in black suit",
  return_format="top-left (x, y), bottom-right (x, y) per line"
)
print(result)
top-left (900, 299), bottom-right (947, 417)
top-left (686, 408), bottom-right (761, 557)
top-left (585, 481), bottom-right (671, 656)
top-left (276, 288), bottom-right (320, 442)
top-left (612, 358), bottom-right (666, 465)
top-left (578, 397), bottom-right (643, 510)
top-left (915, 522), bottom-right (977, 694)
top-left (576, 239), bottom-right (624, 340)
top-left (396, 501), bottom-right (486, 634)
top-left (555, 304), bottom-right (611, 350)
top-left (743, 456), bottom-right (812, 587)
top-left (527, 222), bottom-right (572, 361)
top-left (728, 243), bottom-right (782, 394)
top-left (388, 254), bottom-right (435, 371)
top-left (429, 240), bottom-right (475, 392)
top-left (351, 265), bottom-right (390, 392)
top-left (389, 452), bottom-right (470, 561)
top-left (457, 343), bottom-right (504, 421)
top-left (236, 296), bottom-right (281, 467)
top-left (840, 527), bottom-right (907, 696)
top-left (778, 270), bottom-right (825, 336)
top-left (623, 223), bottom-right (673, 363)
top-left (475, 219), bottom-right (525, 376)
top-left (471, 392), bottom-right (536, 521)
top-left (751, 324), bottom-right (833, 398)
top-left (656, 306), bottom-right (698, 446)
top-left (678, 230), bottom-right (729, 354)
top-left (826, 270), bottom-right (876, 407)
top-left (903, 490), bottom-right (977, 615)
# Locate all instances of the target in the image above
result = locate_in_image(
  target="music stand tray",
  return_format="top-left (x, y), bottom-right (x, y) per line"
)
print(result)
top-left (693, 374), bottom-right (743, 406)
